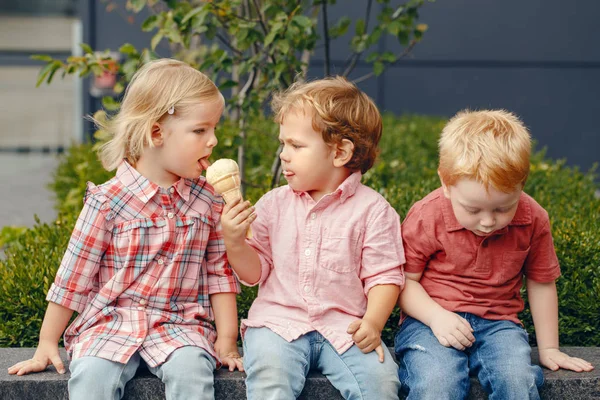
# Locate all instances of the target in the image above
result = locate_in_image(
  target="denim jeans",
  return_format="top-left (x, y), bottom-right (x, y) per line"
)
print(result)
top-left (68, 346), bottom-right (216, 400)
top-left (243, 327), bottom-right (400, 400)
top-left (394, 314), bottom-right (544, 400)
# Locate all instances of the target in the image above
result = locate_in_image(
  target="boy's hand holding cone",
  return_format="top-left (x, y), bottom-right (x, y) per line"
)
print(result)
top-left (206, 159), bottom-right (253, 239)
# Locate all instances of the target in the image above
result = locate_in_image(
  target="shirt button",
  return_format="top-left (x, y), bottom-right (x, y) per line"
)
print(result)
top-left (169, 187), bottom-right (175, 194)
top-left (137, 306), bottom-right (144, 311)
top-left (136, 338), bottom-right (143, 343)
top-left (139, 299), bottom-right (147, 305)
top-left (158, 258), bottom-right (164, 265)
top-left (310, 212), bottom-right (317, 220)
top-left (304, 248), bottom-right (311, 256)
top-left (167, 212), bottom-right (174, 219)
top-left (303, 286), bottom-right (311, 293)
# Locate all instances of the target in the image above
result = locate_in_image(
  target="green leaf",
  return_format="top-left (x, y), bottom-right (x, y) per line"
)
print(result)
top-left (392, 6), bottom-right (405, 19)
top-left (373, 61), bottom-right (385, 76)
top-left (126, 0), bottom-right (146, 13)
top-left (355, 19), bottom-right (365, 36)
top-left (101, 96), bottom-right (121, 111)
top-left (182, 6), bottom-right (205, 24)
top-left (36, 62), bottom-right (55, 87)
top-left (329, 16), bottom-right (351, 38)
top-left (30, 54), bottom-right (53, 62)
top-left (293, 15), bottom-right (312, 29)
top-left (219, 79), bottom-right (238, 90)
top-left (79, 43), bottom-right (93, 54)
top-left (141, 15), bottom-right (159, 31)
top-left (119, 43), bottom-right (138, 55)
top-left (151, 33), bottom-right (164, 50)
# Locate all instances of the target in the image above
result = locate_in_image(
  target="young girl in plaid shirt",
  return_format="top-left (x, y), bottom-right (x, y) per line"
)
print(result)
top-left (8, 59), bottom-right (243, 399)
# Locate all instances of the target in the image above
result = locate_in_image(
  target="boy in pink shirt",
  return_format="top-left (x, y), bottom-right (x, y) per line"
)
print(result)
top-left (222, 77), bottom-right (405, 399)
top-left (396, 109), bottom-right (594, 399)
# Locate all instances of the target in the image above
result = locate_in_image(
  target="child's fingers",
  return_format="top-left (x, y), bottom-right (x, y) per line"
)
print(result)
top-left (544, 358), bottom-right (560, 371)
top-left (50, 355), bottom-right (66, 374)
top-left (374, 345), bottom-right (385, 363)
top-left (558, 357), bottom-right (592, 372)
top-left (445, 334), bottom-right (466, 351)
top-left (458, 315), bottom-right (474, 332)
top-left (232, 206), bottom-right (255, 225)
top-left (14, 359), bottom-right (46, 376)
top-left (452, 329), bottom-right (474, 348)
top-left (222, 197), bottom-right (241, 214)
top-left (456, 321), bottom-right (475, 342)
top-left (235, 357), bottom-right (244, 372)
top-left (352, 328), bottom-right (368, 345)
top-left (346, 320), bottom-right (362, 334)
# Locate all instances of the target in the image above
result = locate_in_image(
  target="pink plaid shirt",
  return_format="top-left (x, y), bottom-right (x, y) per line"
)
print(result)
top-left (47, 161), bottom-right (240, 367)
top-left (241, 172), bottom-right (405, 353)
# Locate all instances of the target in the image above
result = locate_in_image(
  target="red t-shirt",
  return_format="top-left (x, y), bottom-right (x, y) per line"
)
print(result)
top-left (402, 188), bottom-right (561, 324)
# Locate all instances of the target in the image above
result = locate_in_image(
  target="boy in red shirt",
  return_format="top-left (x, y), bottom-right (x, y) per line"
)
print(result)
top-left (396, 109), bottom-right (593, 399)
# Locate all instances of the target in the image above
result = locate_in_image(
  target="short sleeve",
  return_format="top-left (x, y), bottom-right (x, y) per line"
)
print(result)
top-left (240, 192), bottom-right (274, 286)
top-left (401, 203), bottom-right (438, 274)
top-left (524, 217), bottom-right (561, 282)
top-left (360, 202), bottom-right (406, 295)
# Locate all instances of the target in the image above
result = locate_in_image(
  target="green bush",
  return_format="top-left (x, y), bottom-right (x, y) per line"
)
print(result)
top-left (1, 114), bottom-right (599, 348)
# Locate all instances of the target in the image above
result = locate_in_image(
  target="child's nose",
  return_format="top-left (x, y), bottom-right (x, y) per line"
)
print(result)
top-left (480, 214), bottom-right (495, 227)
top-left (207, 132), bottom-right (218, 147)
top-left (279, 147), bottom-right (290, 162)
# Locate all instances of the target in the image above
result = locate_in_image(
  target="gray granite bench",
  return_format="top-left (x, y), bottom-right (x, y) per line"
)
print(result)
top-left (1, 347), bottom-right (598, 399)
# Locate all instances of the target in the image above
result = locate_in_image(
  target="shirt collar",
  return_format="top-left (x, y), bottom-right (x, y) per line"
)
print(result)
top-left (441, 190), bottom-right (532, 233)
top-left (116, 160), bottom-right (191, 204)
top-left (292, 171), bottom-right (362, 203)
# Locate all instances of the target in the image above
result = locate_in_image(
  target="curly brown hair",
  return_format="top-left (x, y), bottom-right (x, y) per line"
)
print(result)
top-left (271, 76), bottom-right (382, 174)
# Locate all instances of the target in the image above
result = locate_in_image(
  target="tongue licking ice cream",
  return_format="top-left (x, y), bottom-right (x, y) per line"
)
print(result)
top-left (206, 159), bottom-right (253, 238)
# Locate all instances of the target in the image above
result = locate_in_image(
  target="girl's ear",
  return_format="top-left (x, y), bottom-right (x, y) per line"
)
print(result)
top-left (151, 123), bottom-right (164, 146)
top-left (332, 139), bottom-right (355, 168)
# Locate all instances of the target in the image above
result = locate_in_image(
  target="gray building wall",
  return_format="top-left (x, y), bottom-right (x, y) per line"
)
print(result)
top-left (85, 0), bottom-right (599, 173)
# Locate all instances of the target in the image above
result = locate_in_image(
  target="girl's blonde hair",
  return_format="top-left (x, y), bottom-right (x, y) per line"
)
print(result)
top-left (97, 59), bottom-right (223, 171)
top-left (438, 109), bottom-right (531, 193)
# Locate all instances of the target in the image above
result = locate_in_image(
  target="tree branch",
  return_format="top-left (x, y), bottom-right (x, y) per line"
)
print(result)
top-left (343, 0), bottom-right (372, 77)
top-left (352, 39), bottom-right (418, 84)
top-left (216, 33), bottom-right (244, 56)
top-left (322, 1), bottom-right (330, 76)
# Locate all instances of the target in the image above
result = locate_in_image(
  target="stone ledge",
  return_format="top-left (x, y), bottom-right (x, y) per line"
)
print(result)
top-left (1, 347), bottom-right (598, 399)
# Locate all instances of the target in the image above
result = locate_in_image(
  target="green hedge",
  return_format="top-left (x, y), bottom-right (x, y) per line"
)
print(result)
top-left (1, 114), bottom-right (599, 347)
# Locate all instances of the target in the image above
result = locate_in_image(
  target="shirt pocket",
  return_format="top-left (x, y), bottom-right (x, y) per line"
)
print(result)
top-left (501, 247), bottom-right (530, 283)
top-left (319, 229), bottom-right (363, 273)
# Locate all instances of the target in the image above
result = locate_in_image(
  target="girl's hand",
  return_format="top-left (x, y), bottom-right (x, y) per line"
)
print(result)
top-left (7, 339), bottom-right (65, 376)
top-left (429, 308), bottom-right (475, 351)
top-left (539, 348), bottom-right (594, 372)
top-left (347, 319), bottom-right (385, 362)
top-left (214, 337), bottom-right (244, 372)
top-left (221, 198), bottom-right (255, 246)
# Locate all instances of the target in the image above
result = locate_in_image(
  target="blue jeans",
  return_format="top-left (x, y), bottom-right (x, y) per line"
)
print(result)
top-left (243, 327), bottom-right (400, 400)
top-left (394, 314), bottom-right (544, 400)
top-left (68, 346), bottom-right (216, 400)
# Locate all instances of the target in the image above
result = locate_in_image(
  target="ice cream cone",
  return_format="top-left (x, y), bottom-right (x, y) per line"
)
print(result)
top-left (206, 159), bottom-right (253, 239)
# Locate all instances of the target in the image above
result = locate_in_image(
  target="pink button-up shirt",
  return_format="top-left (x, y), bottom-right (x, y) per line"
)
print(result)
top-left (241, 172), bottom-right (405, 353)
top-left (47, 161), bottom-right (240, 367)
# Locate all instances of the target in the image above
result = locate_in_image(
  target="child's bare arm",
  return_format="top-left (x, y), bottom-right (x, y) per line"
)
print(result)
top-left (7, 302), bottom-right (73, 375)
top-left (399, 273), bottom-right (475, 350)
top-left (347, 284), bottom-right (400, 362)
top-left (221, 198), bottom-right (261, 284)
top-left (210, 292), bottom-right (243, 372)
top-left (527, 279), bottom-right (594, 372)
